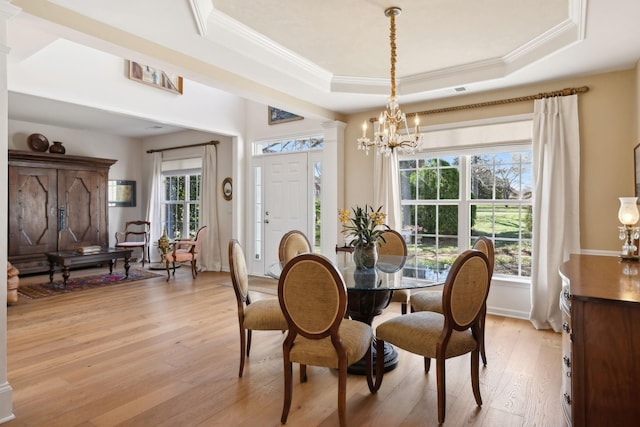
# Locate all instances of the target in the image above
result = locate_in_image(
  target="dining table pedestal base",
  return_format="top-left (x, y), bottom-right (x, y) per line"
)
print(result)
top-left (346, 288), bottom-right (398, 374)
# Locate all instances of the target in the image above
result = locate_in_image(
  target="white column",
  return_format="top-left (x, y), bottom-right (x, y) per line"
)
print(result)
top-left (321, 121), bottom-right (346, 261)
top-left (0, 1), bottom-right (21, 423)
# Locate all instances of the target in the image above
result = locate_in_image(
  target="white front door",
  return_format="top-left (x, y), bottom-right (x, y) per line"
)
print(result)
top-left (263, 152), bottom-right (309, 272)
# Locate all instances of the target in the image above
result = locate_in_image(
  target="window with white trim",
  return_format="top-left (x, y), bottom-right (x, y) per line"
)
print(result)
top-left (399, 147), bottom-right (532, 280)
top-left (161, 165), bottom-right (201, 240)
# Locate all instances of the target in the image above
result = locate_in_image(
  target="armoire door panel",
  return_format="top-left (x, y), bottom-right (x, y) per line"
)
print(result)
top-left (8, 166), bottom-right (58, 256)
top-left (57, 170), bottom-right (100, 250)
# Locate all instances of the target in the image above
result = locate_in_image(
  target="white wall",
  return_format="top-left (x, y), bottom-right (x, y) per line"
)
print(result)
top-left (9, 39), bottom-right (246, 135)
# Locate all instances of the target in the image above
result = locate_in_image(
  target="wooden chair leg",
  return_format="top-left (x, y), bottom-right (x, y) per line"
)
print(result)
top-left (246, 329), bottom-right (252, 356)
top-left (238, 326), bottom-right (246, 378)
top-left (401, 303), bottom-right (407, 314)
top-left (300, 364), bottom-right (307, 383)
top-left (436, 356), bottom-right (446, 424)
top-left (374, 339), bottom-right (385, 391)
top-left (165, 260), bottom-right (171, 281)
top-left (424, 357), bottom-right (431, 372)
top-left (191, 259), bottom-right (197, 278)
top-left (471, 349), bottom-right (482, 406)
top-left (480, 310), bottom-right (488, 365)
top-left (338, 357), bottom-right (347, 427)
top-left (281, 357), bottom-right (293, 424)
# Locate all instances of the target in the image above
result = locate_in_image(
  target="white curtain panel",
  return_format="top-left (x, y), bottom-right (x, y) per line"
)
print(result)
top-left (374, 148), bottom-right (402, 231)
top-left (530, 94), bottom-right (581, 332)
top-left (145, 152), bottom-right (163, 262)
top-left (199, 144), bottom-right (221, 271)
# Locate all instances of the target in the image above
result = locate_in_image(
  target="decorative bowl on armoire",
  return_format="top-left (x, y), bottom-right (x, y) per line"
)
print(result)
top-left (49, 141), bottom-right (66, 154)
top-left (27, 133), bottom-right (49, 152)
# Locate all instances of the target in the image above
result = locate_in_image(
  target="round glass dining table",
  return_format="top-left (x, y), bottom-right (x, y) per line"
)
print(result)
top-left (267, 252), bottom-right (445, 374)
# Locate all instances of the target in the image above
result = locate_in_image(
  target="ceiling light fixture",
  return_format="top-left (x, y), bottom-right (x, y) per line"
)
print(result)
top-left (358, 6), bottom-right (422, 156)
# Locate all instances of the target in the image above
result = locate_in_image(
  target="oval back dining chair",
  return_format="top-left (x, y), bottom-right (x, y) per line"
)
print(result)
top-left (278, 253), bottom-right (377, 426)
top-left (278, 230), bottom-right (312, 264)
top-left (374, 249), bottom-right (491, 424)
top-left (165, 226), bottom-right (207, 281)
top-left (410, 236), bottom-right (495, 364)
top-left (378, 229), bottom-right (410, 314)
top-left (229, 239), bottom-right (287, 377)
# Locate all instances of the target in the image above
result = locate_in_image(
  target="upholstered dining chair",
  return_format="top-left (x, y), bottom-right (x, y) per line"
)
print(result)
top-left (165, 226), bottom-right (207, 281)
top-left (378, 229), bottom-right (410, 314)
top-left (374, 249), bottom-right (491, 424)
top-left (410, 236), bottom-right (495, 364)
top-left (229, 239), bottom-right (288, 377)
top-left (115, 220), bottom-right (151, 267)
top-left (278, 230), bottom-right (312, 264)
top-left (278, 253), bottom-right (377, 426)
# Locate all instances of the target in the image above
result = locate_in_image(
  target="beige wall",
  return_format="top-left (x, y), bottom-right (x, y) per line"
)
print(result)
top-left (343, 68), bottom-right (639, 252)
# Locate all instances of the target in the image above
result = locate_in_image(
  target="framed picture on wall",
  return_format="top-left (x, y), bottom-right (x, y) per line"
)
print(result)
top-left (108, 180), bottom-right (136, 207)
top-left (127, 60), bottom-right (183, 94)
top-left (268, 106), bottom-right (303, 125)
top-left (635, 143), bottom-right (640, 199)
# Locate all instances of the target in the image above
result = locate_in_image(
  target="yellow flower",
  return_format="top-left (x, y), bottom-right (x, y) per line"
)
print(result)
top-left (338, 205), bottom-right (389, 246)
top-left (338, 209), bottom-right (351, 224)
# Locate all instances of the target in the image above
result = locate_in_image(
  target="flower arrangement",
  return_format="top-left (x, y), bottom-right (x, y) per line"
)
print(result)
top-left (338, 205), bottom-right (390, 247)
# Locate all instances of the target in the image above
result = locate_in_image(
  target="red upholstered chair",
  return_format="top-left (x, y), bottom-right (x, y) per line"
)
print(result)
top-left (165, 226), bottom-right (207, 281)
top-left (115, 220), bottom-right (151, 266)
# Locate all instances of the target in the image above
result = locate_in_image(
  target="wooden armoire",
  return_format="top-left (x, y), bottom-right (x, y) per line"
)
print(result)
top-left (8, 150), bottom-right (117, 274)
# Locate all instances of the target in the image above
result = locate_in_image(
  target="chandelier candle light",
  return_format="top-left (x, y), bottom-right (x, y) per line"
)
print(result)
top-left (357, 6), bottom-right (422, 156)
top-left (618, 197), bottom-right (640, 261)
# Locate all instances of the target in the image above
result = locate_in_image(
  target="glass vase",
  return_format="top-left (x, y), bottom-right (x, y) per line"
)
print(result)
top-left (353, 242), bottom-right (378, 269)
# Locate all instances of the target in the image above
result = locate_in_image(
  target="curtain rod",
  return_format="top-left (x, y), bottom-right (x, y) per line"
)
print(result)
top-left (367, 86), bottom-right (589, 122)
top-left (146, 140), bottom-right (219, 154)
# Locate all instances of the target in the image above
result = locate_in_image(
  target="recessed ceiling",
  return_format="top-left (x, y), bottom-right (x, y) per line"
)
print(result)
top-left (7, 0), bottom-right (640, 136)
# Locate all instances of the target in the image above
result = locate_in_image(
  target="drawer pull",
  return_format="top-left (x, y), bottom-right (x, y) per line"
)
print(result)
top-left (566, 371), bottom-right (571, 378)
top-left (563, 392), bottom-right (572, 405)
top-left (562, 290), bottom-right (571, 300)
top-left (563, 355), bottom-right (571, 368)
top-left (562, 322), bottom-right (571, 333)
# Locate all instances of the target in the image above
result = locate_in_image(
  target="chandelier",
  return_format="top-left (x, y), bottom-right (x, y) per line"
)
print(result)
top-left (358, 6), bottom-right (422, 156)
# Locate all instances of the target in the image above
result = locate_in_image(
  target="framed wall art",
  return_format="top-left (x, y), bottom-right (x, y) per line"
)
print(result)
top-left (268, 106), bottom-right (303, 125)
top-left (128, 60), bottom-right (183, 94)
top-left (108, 180), bottom-right (136, 207)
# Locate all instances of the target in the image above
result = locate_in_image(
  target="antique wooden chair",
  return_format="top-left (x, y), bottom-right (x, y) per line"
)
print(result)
top-left (278, 230), bottom-right (312, 264)
top-left (115, 220), bottom-right (151, 266)
top-left (410, 236), bottom-right (495, 364)
top-left (165, 226), bottom-right (207, 280)
top-left (228, 239), bottom-right (287, 377)
top-left (375, 249), bottom-right (491, 423)
top-left (278, 253), bottom-right (377, 426)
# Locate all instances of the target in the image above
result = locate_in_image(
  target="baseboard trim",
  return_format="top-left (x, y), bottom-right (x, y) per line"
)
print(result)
top-left (0, 382), bottom-right (14, 424)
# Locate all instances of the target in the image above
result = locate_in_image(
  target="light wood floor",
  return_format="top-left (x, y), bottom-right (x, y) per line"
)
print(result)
top-left (6, 265), bottom-right (563, 426)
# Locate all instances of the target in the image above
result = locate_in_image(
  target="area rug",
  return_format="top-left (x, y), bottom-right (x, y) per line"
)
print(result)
top-left (17, 269), bottom-right (163, 300)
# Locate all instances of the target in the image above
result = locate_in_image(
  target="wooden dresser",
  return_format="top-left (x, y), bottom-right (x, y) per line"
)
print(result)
top-left (559, 254), bottom-right (640, 426)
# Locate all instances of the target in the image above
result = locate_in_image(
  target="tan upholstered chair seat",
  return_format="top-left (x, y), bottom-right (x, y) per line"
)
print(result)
top-left (410, 290), bottom-right (443, 313)
top-left (244, 299), bottom-right (288, 331)
top-left (377, 312), bottom-right (476, 359)
top-left (289, 320), bottom-right (373, 368)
